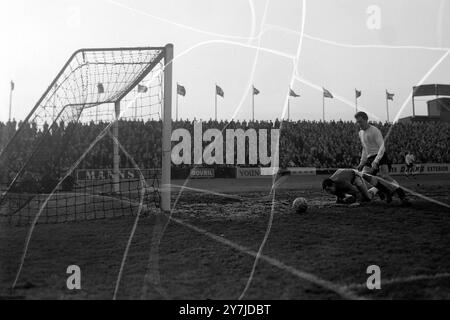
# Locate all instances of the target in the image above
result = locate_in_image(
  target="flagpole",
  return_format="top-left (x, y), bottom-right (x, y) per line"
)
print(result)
top-left (9, 82), bottom-right (13, 122)
top-left (176, 82), bottom-right (179, 122)
top-left (215, 83), bottom-right (217, 121)
top-left (385, 90), bottom-right (390, 123)
top-left (322, 94), bottom-right (325, 122)
top-left (355, 89), bottom-right (358, 113)
top-left (252, 87), bottom-right (255, 122)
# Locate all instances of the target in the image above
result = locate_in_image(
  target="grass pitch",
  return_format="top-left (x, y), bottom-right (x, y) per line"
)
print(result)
top-left (1, 174), bottom-right (449, 299)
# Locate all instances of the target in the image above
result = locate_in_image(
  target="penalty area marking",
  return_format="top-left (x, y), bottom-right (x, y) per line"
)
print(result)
top-left (169, 184), bottom-right (244, 201)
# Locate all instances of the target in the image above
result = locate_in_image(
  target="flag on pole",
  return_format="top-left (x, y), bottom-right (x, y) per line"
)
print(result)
top-left (253, 86), bottom-right (260, 95)
top-left (10, 81), bottom-right (15, 91)
top-left (386, 90), bottom-right (395, 101)
top-left (216, 85), bottom-right (224, 98)
top-left (289, 89), bottom-right (300, 97)
top-left (137, 84), bottom-right (148, 93)
top-left (323, 87), bottom-right (334, 98)
top-left (177, 84), bottom-right (186, 96)
top-left (355, 89), bottom-right (361, 112)
top-left (97, 83), bottom-right (105, 94)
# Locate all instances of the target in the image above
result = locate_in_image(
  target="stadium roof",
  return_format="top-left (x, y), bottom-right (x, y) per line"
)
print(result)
top-left (413, 84), bottom-right (450, 97)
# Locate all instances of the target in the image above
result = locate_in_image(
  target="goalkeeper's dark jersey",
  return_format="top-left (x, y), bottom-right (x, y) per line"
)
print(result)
top-left (329, 169), bottom-right (359, 198)
top-left (330, 169), bottom-right (356, 184)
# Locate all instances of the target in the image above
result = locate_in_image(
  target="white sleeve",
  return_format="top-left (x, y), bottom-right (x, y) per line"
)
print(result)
top-left (359, 131), bottom-right (368, 165)
top-left (373, 128), bottom-right (385, 164)
top-left (360, 147), bottom-right (368, 164)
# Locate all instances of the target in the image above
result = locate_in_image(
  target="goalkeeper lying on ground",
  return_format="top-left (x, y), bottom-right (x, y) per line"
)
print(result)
top-left (322, 169), bottom-right (391, 204)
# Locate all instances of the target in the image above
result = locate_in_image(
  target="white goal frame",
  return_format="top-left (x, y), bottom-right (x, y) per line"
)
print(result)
top-left (111, 44), bottom-right (173, 212)
top-left (0, 44), bottom-right (173, 213)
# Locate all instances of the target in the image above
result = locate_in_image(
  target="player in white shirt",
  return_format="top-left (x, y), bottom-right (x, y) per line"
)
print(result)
top-left (405, 151), bottom-right (416, 177)
top-left (354, 111), bottom-right (410, 206)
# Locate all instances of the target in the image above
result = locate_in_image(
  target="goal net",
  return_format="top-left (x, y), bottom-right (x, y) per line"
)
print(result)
top-left (0, 45), bottom-right (173, 225)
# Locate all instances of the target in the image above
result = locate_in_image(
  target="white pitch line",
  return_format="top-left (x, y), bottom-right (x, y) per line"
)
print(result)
top-left (169, 184), bottom-right (244, 201)
top-left (98, 187), bottom-right (362, 300)
top-left (393, 183), bottom-right (450, 210)
top-left (154, 183), bottom-right (280, 202)
top-left (110, 135), bottom-right (148, 300)
top-left (354, 171), bottom-right (450, 210)
top-left (359, 49), bottom-right (450, 211)
top-left (344, 272), bottom-right (450, 291)
top-left (139, 0), bottom-right (279, 301)
top-left (169, 215), bottom-right (364, 300)
top-left (238, 188), bottom-right (277, 300)
top-left (11, 64), bottom-right (164, 291)
top-left (238, 0), bottom-right (308, 299)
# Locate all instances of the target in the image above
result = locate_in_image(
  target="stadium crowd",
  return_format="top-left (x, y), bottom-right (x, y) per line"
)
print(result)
top-left (0, 119), bottom-right (449, 180)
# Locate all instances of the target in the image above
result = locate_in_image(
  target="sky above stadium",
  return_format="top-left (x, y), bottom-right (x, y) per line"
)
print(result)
top-left (0, 0), bottom-right (449, 123)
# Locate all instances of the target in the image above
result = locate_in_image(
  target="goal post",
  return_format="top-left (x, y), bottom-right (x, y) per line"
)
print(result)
top-left (113, 100), bottom-right (121, 194)
top-left (161, 44), bottom-right (173, 213)
top-left (0, 44), bottom-right (174, 224)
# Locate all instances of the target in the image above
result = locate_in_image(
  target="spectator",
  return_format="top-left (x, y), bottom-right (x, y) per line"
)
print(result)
top-left (0, 119), bottom-right (448, 185)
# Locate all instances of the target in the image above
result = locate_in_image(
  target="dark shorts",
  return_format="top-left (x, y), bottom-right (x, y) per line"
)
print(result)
top-left (365, 153), bottom-right (390, 168)
top-left (406, 163), bottom-right (414, 169)
top-left (364, 153), bottom-right (391, 175)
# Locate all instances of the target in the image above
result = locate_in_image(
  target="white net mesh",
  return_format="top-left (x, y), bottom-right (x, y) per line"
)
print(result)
top-left (0, 47), bottom-right (168, 225)
top-left (33, 48), bottom-right (164, 127)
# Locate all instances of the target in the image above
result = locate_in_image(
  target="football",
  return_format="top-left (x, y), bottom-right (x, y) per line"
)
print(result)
top-left (292, 197), bottom-right (308, 214)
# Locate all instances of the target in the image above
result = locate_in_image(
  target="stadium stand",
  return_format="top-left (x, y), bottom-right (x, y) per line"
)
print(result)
top-left (0, 119), bottom-right (448, 180)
